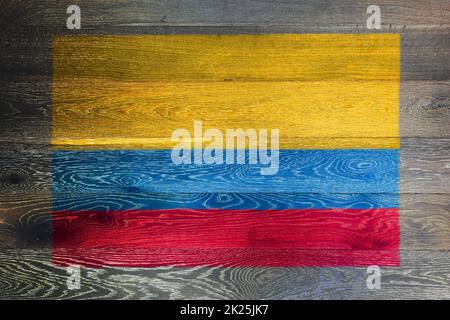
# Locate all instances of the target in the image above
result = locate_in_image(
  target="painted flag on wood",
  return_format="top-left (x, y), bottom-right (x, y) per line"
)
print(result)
top-left (51, 34), bottom-right (400, 267)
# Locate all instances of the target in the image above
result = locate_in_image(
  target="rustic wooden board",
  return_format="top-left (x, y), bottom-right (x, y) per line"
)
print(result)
top-left (0, 249), bottom-right (448, 299)
top-left (1, 193), bottom-right (448, 251)
top-left (0, 0), bottom-right (448, 299)
top-left (51, 150), bottom-right (399, 193)
top-left (2, 78), bottom-right (448, 143)
top-left (52, 78), bottom-right (400, 149)
top-left (2, 28), bottom-right (449, 80)
top-left (53, 34), bottom-right (400, 81)
top-left (1, 0), bottom-right (448, 29)
top-left (1, 140), bottom-right (448, 194)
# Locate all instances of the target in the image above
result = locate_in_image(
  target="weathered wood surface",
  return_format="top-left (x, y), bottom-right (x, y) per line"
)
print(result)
top-left (52, 80), bottom-right (400, 149)
top-left (1, 193), bottom-right (448, 250)
top-left (2, 28), bottom-right (449, 80)
top-left (1, 0), bottom-right (449, 29)
top-left (0, 139), bottom-right (448, 194)
top-left (51, 34), bottom-right (400, 150)
top-left (1, 29), bottom-right (449, 143)
top-left (53, 34), bottom-right (401, 81)
top-left (2, 78), bottom-right (449, 143)
top-left (0, 0), bottom-right (449, 299)
top-left (0, 249), bottom-right (448, 299)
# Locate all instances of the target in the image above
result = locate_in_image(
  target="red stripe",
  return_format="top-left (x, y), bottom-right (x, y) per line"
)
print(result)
top-left (52, 209), bottom-right (399, 267)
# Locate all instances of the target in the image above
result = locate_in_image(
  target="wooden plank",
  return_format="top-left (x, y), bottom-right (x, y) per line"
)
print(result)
top-left (53, 249), bottom-right (400, 269)
top-left (1, 27), bottom-right (448, 81)
top-left (1, 139), bottom-right (447, 194)
top-left (51, 149), bottom-right (399, 193)
top-left (2, 0), bottom-right (448, 29)
top-left (52, 80), bottom-right (400, 150)
top-left (0, 28), bottom-right (51, 79)
top-left (52, 149), bottom-right (399, 193)
top-left (53, 34), bottom-right (400, 81)
top-left (50, 30), bottom-right (450, 81)
top-left (51, 208), bottom-right (400, 267)
top-left (1, 193), bottom-right (448, 250)
top-left (0, 143), bottom-right (50, 194)
top-left (0, 249), bottom-right (448, 299)
top-left (2, 79), bottom-right (448, 143)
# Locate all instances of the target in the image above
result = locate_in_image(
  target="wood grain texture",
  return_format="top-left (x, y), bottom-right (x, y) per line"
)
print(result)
top-left (52, 248), bottom-right (401, 269)
top-left (0, 193), bottom-right (53, 249)
top-left (53, 34), bottom-right (400, 81)
top-left (51, 208), bottom-right (399, 267)
top-left (400, 194), bottom-right (450, 249)
top-left (0, 79), bottom-right (51, 142)
top-left (1, 28), bottom-right (448, 145)
top-left (2, 79), bottom-right (448, 143)
top-left (1, 30), bottom-right (448, 144)
top-left (400, 81), bottom-right (450, 137)
top-left (0, 143), bottom-right (50, 194)
top-left (51, 150), bottom-right (399, 193)
top-left (0, 249), bottom-right (448, 299)
top-left (52, 34), bottom-right (399, 149)
top-left (1, 139), bottom-right (447, 194)
top-left (52, 80), bottom-right (399, 149)
top-left (2, 193), bottom-right (448, 250)
top-left (51, 192), bottom-right (399, 210)
top-left (0, 0), bottom-right (449, 299)
top-left (52, 209), bottom-right (399, 253)
top-left (1, 28), bottom-right (449, 81)
top-left (1, 0), bottom-right (448, 29)
top-left (400, 138), bottom-right (450, 193)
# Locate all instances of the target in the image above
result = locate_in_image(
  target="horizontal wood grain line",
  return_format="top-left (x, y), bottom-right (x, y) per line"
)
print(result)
top-left (66, 23), bottom-right (450, 29)
top-left (0, 249), bottom-right (448, 299)
top-left (2, 0), bottom-right (448, 29)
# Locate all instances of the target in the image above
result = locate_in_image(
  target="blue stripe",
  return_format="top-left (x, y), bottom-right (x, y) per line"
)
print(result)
top-left (52, 149), bottom-right (399, 194)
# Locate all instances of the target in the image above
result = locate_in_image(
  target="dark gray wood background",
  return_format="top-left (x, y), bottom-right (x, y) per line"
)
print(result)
top-left (0, 0), bottom-right (449, 299)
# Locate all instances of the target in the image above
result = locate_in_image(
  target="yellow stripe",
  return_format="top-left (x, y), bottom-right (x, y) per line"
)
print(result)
top-left (52, 34), bottom-right (400, 149)
top-left (53, 34), bottom-right (400, 81)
